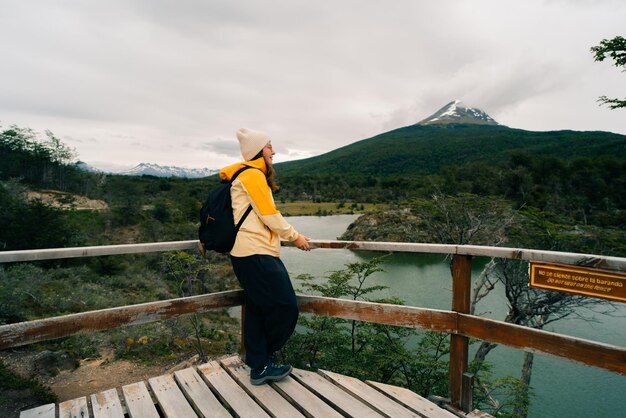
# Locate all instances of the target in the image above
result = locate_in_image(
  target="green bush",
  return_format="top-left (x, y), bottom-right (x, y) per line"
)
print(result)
top-left (0, 360), bottom-right (57, 404)
top-left (0, 181), bottom-right (82, 251)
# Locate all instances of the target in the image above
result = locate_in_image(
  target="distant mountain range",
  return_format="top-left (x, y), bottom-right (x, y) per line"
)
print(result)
top-left (77, 100), bottom-right (626, 180)
top-left (276, 100), bottom-right (626, 177)
top-left (76, 162), bottom-right (218, 178)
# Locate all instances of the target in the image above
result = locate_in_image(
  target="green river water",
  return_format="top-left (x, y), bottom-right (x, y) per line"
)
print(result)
top-left (280, 215), bottom-right (626, 418)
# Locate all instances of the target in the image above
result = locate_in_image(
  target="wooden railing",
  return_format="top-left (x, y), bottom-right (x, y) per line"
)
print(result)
top-left (1, 240), bottom-right (625, 412)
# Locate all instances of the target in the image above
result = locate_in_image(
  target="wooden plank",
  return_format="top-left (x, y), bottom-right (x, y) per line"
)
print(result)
top-left (270, 375), bottom-right (344, 418)
top-left (173, 367), bottom-right (231, 418)
top-left (297, 296), bottom-right (457, 333)
top-left (19, 404), bottom-right (55, 418)
top-left (366, 380), bottom-right (457, 418)
top-left (318, 370), bottom-right (419, 418)
top-left (220, 356), bottom-right (305, 418)
top-left (449, 255), bottom-right (471, 409)
top-left (58, 397), bottom-right (89, 418)
top-left (0, 290), bottom-right (244, 349)
top-left (457, 314), bottom-right (626, 375)
top-left (198, 361), bottom-right (270, 418)
top-left (122, 381), bottom-right (160, 418)
top-left (290, 367), bottom-right (383, 417)
top-left (91, 388), bottom-right (125, 418)
top-left (149, 373), bottom-right (198, 418)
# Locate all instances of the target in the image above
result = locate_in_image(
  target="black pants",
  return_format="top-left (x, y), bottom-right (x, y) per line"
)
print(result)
top-left (230, 254), bottom-right (299, 369)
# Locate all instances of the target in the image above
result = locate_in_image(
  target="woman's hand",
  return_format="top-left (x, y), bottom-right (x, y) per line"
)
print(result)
top-left (294, 234), bottom-right (311, 251)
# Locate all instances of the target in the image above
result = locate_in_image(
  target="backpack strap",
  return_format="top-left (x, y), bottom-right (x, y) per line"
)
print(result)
top-left (235, 205), bottom-right (253, 233)
top-left (229, 165), bottom-right (255, 233)
top-left (227, 165), bottom-right (252, 183)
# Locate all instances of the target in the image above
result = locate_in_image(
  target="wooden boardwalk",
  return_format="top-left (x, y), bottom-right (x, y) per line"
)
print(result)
top-left (19, 355), bottom-right (490, 418)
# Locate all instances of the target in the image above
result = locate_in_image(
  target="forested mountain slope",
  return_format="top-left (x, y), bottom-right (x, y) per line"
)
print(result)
top-left (277, 124), bottom-right (626, 177)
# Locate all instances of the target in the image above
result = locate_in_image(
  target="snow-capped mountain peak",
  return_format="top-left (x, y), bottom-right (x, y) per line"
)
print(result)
top-left (417, 100), bottom-right (498, 126)
top-left (77, 161), bottom-right (219, 178)
top-left (119, 163), bottom-right (218, 178)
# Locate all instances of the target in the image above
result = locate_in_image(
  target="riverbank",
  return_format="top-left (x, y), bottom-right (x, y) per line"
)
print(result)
top-left (282, 214), bottom-right (626, 418)
top-left (278, 200), bottom-right (387, 216)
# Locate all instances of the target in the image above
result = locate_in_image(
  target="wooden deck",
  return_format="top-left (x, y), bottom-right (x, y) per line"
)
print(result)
top-left (19, 355), bottom-right (490, 418)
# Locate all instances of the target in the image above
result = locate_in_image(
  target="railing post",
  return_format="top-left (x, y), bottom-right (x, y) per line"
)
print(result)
top-left (461, 372), bottom-right (474, 413)
top-left (449, 254), bottom-right (472, 410)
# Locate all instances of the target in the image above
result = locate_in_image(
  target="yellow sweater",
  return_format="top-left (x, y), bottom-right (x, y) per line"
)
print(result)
top-left (220, 158), bottom-right (300, 257)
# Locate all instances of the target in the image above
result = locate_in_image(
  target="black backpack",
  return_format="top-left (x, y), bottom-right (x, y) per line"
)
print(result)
top-left (198, 166), bottom-right (254, 254)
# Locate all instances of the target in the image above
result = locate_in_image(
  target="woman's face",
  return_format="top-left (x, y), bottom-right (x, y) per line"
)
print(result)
top-left (262, 142), bottom-right (275, 167)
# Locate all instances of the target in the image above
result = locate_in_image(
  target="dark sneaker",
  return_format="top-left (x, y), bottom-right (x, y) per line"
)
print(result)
top-left (250, 363), bottom-right (293, 385)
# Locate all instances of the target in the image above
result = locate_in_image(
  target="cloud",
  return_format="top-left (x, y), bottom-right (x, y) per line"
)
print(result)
top-left (201, 138), bottom-right (241, 158)
top-left (63, 135), bottom-right (98, 144)
top-left (1, 1), bottom-right (625, 168)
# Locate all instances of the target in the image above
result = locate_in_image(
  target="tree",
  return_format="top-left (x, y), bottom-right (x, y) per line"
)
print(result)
top-left (471, 259), bottom-right (615, 417)
top-left (413, 192), bottom-right (616, 416)
top-left (0, 180), bottom-right (79, 251)
top-left (0, 125), bottom-right (80, 190)
top-left (591, 36), bottom-right (626, 109)
top-left (468, 211), bottom-right (616, 416)
top-left (284, 257), bottom-right (454, 396)
top-left (411, 192), bottom-right (516, 247)
top-left (44, 130), bottom-right (76, 189)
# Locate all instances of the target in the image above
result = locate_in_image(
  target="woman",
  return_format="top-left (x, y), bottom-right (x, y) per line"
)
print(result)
top-left (219, 127), bottom-right (311, 385)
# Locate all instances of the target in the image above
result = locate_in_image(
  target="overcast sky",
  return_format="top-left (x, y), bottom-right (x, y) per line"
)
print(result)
top-left (1, 0), bottom-right (625, 171)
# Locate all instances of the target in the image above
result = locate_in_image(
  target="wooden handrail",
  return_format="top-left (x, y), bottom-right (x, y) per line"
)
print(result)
top-left (0, 290), bottom-right (244, 349)
top-left (1, 240), bottom-right (625, 272)
top-left (0, 240), bottom-right (197, 263)
top-left (1, 240), bottom-right (624, 411)
top-left (1, 293), bottom-right (623, 375)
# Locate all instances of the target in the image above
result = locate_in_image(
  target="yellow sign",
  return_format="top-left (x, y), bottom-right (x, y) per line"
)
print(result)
top-left (529, 262), bottom-right (626, 303)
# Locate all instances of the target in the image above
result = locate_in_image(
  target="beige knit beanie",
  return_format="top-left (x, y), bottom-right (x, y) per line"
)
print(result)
top-left (236, 128), bottom-right (271, 161)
